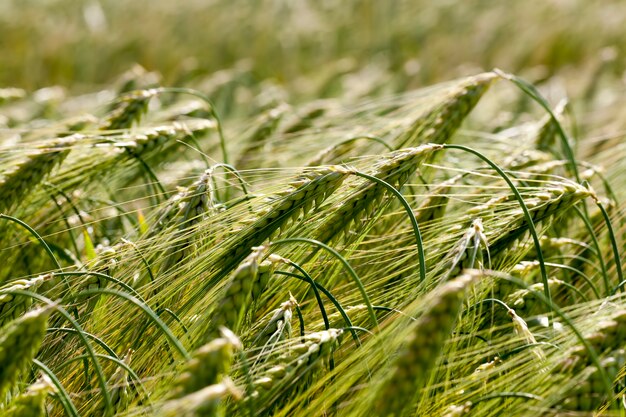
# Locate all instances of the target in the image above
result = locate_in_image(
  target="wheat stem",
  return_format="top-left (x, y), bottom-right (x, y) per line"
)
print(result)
top-left (275, 270), bottom-right (360, 345)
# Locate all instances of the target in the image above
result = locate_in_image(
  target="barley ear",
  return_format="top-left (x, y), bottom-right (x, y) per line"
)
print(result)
top-left (393, 73), bottom-right (496, 148)
top-left (0, 275), bottom-right (53, 327)
top-left (210, 247), bottom-right (265, 336)
top-left (0, 305), bottom-right (54, 399)
top-left (374, 273), bottom-right (478, 416)
top-left (3, 373), bottom-right (56, 417)
top-left (100, 89), bottom-right (158, 130)
top-left (174, 327), bottom-right (242, 398)
top-left (0, 138), bottom-right (73, 212)
top-left (158, 377), bottom-right (242, 417)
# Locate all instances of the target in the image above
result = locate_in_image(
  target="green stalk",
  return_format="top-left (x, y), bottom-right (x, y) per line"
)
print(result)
top-left (75, 288), bottom-right (189, 359)
top-left (32, 359), bottom-right (80, 417)
top-left (347, 170), bottom-right (427, 284)
top-left (276, 270), bottom-right (359, 345)
top-left (0, 213), bottom-right (64, 272)
top-left (272, 238), bottom-right (379, 328)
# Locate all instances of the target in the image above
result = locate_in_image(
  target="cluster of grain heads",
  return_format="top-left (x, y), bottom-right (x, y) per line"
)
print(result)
top-left (1, 60), bottom-right (625, 417)
top-left (0, 137), bottom-right (74, 212)
top-left (373, 272), bottom-right (478, 416)
top-left (247, 328), bottom-right (344, 413)
top-left (174, 328), bottom-right (242, 397)
top-left (0, 305), bottom-right (53, 399)
top-left (313, 144), bottom-right (442, 244)
top-left (0, 275), bottom-right (52, 326)
top-left (393, 73), bottom-right (497, 148)
top-left (205, 167), bottom-right (349, 285)
top-left (3, 374), bottom-right (56, 417)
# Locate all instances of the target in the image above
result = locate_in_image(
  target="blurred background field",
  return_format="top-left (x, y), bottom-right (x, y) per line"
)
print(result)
top-left (2, 0), bottom-right (625, 94)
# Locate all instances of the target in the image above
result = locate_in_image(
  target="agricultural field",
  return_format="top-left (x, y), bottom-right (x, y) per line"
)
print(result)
top-left (1, 1), bottom-right (626, 416)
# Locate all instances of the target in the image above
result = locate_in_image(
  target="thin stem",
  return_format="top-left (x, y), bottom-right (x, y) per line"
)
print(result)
top-left (595, 199), bottom-right (624, 291)
top-left (76, 288), bottom-right (189, 359)
top-left (157, 308), bottom-right (189, 333)
top-left (209, 162), bottom-right (250, 205)
top-left (272, 238), bottom-right (378, 328)
top-left (276, 270), bottom-right (360, 345)
top-left (283, 261), bottom-right (330, 331)
top-left (32, 359), bottom-right (80, 417)
top-left (494, 69), bottom-right (581, 183)
top-left (349, 170), bottom-right (427, 283)
top-left (0, 213), bottom-right (64, 272)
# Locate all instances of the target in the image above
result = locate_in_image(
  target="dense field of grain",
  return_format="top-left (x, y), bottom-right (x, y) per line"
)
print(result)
top-left (1, 1), bottom-right (625, 416)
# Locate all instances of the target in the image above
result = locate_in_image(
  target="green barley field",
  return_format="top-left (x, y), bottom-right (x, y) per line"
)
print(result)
top-left (1, 1), bottom-right (626, 416)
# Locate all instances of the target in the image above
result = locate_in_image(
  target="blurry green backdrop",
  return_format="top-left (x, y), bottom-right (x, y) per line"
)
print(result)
top-left (2, 0), bottom-right (624, 91)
